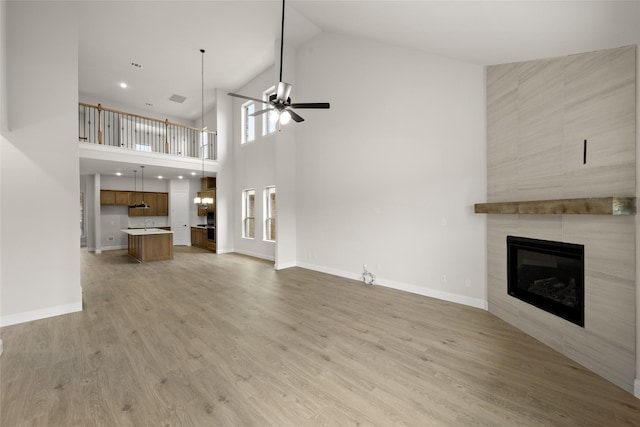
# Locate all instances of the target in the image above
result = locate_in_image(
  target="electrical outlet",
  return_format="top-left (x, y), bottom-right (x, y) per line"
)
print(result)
top-left (108, 236), bottom-right (114, 241)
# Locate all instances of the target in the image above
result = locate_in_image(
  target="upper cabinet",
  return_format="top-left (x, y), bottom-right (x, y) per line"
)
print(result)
top-left (201, 177), bottom-right (216, 191)
top-left (100, 190), bottom-right (169, 217)
top-left (156, 193), bottom-right (169, 216)
top-left (100, 190), bottom-right (131, 206)
top-left (197, 177), bottom-right (216, 216)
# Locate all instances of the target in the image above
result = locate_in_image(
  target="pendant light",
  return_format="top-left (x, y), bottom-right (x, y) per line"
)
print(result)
top-left (129, 166), bottom-right (150, 209)
top-left (194, 48), bottom-right (213, 208)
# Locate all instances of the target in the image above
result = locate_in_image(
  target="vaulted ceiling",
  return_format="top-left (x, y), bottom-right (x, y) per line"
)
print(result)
top-left (79, 1), bottom-right (640, 122)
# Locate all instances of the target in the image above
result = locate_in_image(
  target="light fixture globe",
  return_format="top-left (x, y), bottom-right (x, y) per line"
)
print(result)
top-left (269, 109), bottom-right (280, 124)
top-left (280, 110), bottom-right (292, 125)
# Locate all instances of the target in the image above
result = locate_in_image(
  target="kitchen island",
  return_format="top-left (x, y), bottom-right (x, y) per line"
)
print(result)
top-left (121, 228), bottom-right (173, 263)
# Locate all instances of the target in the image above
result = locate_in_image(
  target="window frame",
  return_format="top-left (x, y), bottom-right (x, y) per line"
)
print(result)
top-left (263, 186), bottom-right (276, 242)
top-left (241, 101), bottom-right (256, 144)
top-left (242, 188), bottom-right (256, 239)
top-left (262, 86), bottom-right (277, 136)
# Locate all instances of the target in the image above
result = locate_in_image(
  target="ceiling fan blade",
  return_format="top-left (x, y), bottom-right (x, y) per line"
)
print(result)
top-left (276, 82), bottom-right (292, 103)
top-left (289, 102), bottom-right (330, 109)
top-left (250, 108), bottom-right (272, 117)
top-left (286, 108), bottom-right (304, 123)
top-left (228, 92), bottom-right (270, 105)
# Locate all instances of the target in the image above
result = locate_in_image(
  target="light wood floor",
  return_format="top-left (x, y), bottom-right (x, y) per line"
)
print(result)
top-left (1, 248), bottom-right (639, 426)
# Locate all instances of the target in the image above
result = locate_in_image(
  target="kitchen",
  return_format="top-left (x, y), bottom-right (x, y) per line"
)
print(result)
top-left (82, 171), bottom-right (217, 258)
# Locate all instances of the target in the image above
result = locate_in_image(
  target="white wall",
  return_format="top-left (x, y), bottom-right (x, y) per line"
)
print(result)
top-left (635, 43), bottom-right (640, 399)
top-left (79, 92), bottom-right (197, 128)
top-left (215, 88), bottom-right (234, 253)
top-left (231, 66), bottom-right (278, 261)
top-left (294, 33), bottom-right (487, 307)
top-left (0, 0), bottom-right (6, 331)
top-left (1, 2), bottom-right (82, 326)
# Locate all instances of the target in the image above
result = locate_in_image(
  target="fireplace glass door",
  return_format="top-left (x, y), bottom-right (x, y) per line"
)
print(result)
top-left (507, 236), bottom-right (584, 327)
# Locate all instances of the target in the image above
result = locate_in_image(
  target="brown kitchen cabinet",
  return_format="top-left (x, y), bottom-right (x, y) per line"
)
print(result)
top-left (100, 190), bottom-right (133, 206)
top-left (196, 190), bottom-right (216, 216)
top-left (190, 227), bottom-right (208, 250)
top-left (156, 193), bottom-right (169, 216)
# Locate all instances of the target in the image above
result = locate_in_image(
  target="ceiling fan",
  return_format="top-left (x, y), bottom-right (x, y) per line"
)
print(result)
top-left (228, 0), bottom-right (330, 124)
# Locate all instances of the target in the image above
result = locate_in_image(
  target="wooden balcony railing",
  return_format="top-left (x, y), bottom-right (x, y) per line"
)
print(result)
top-left (78, 103), bottom-right (216, 160)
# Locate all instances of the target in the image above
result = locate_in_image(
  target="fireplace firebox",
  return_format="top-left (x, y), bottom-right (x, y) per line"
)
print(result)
top-left (507, 236), bottom-right (584, 327)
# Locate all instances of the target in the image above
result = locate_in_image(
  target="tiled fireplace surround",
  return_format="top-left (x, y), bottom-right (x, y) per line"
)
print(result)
top-left (485, 46), bottom-right (637, 393)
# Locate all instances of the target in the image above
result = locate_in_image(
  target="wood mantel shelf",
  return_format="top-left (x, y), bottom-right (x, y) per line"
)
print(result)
top-left (474, 197), bottom-right (636, 216)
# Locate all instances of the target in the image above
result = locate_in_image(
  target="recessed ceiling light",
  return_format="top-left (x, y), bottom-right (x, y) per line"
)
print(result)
top-left (190, 172), bottom-right (197, 176)
top-left (116, 172), bottom-right (122, 176)
top-left (145, 102), bottom-right (153, 107)
top-left (178, 176), bottom-right (183, 179)
top-left (120, 82), bottom-right (127, 89)
top-left (158, 176), bottom-right (163, 179)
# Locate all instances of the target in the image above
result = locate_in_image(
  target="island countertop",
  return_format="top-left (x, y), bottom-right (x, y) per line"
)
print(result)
top-left (121, 228), bottom-right (173, 236)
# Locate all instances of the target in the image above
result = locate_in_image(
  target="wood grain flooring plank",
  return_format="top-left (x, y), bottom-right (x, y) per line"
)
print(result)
top-left (2, 248), bottom-right (640, 426)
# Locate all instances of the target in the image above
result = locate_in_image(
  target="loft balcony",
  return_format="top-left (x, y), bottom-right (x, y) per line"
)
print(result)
top-left (78, 102), bottom-right (218, 176)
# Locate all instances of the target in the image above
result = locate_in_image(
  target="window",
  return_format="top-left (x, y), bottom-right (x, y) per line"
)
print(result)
top-left (241, 101), bottom-right (255, 144)
top-left (80, 192), bottom-right (85, 239)
top-left (262, 86), bottom-right (277, 136)
top-left (242, 189), bottom-right (256, 238)
top-left (264, 186), bottom-right (276, 241)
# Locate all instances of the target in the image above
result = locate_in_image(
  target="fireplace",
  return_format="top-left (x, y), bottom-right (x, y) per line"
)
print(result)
top-left (507, 236), bottom-right (584, 327)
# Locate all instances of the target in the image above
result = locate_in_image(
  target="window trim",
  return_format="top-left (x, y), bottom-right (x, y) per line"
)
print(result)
top-left (262, 86), bottom-right (277, 137)
top-left (242, 188), bottom-right (256, 239)
top-left (263, 186), bottom-right (276, 242)
top-left (241, 101), bottom-right (256, 144)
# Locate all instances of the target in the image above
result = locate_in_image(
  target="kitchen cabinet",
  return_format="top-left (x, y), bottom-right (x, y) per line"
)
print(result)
top-left (115, 191), bottom-right (132, 205)
top-left (201, 177), bottom-right (216, 191)
top-left (156, 193), bottom-right (169, 216)
top-left (190, 227), bottom-right (208, 250)
top-left (100, 190), bottom-right (116, 205)
top-left (129, 192), bottom-right (153, 216)
top-left (101, 190), bottom-right (168, 216)
top-left (196, 190), bottom-right (216, 216)
top-left (100, 190), bottom-right (133, 206)
top-left (129, 192), bottom-right (163, 217)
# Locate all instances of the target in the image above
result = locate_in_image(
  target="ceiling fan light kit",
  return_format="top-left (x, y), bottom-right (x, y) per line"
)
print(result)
top-left (228, 0), bottom-right (329, 125)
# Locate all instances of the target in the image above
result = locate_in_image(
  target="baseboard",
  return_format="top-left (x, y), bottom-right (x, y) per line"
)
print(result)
top-left (274, 261), bottom-right (297, 270)
top-left (635, 379), bottom-right (640, 399)
top-left (1, 301), bottom-right (83, 327)
top-left (216, 247), bottom-right (234, 254)
top-left (297, 261), bottom-right (487, 310)
top-left (234, 249), bottom-right (275, 262)
top-left (101, 244), bottom-right (127, 251)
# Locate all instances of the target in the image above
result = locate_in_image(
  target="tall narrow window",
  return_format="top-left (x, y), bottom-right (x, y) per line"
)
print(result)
top-left (264, 186), bottom-right (276, 241)
top-left (262, 86), bottom-right (277, 136)
top-left (80, 192), bottom-right (85, 239)
top-left (241, 101), bottom-right (255, 144)
top-left (242, 189), bottom-right (256, 238)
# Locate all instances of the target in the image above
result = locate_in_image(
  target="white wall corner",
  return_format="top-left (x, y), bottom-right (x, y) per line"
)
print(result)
top-left (634, 378), bottom-right (640, 399)
top-left (234, 249), bottom-right (275, 262)
top-left (274, 261), bottom-right (296, 270)
top-left (1, 302), bottom-right (82, 328)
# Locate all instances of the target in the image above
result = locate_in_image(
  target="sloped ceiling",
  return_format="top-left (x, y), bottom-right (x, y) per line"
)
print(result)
top-left (78, 1), bottom-right (640, 122)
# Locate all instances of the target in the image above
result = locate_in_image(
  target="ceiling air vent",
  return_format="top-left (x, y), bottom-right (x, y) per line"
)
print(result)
top-left (130, 61), bottom-right (143, 69)
top-left (169, 94), bottom-right (187, 104)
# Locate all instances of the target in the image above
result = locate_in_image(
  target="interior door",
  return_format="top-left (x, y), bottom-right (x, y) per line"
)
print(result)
top-left (171, 192), bottom-right (189, 245)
